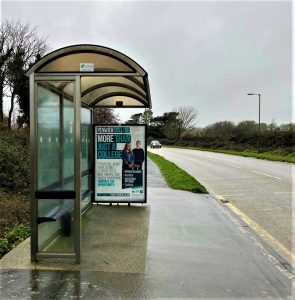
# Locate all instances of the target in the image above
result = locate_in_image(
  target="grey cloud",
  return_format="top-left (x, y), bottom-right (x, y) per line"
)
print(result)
top-left (2, 0), bottom-right (292, 126)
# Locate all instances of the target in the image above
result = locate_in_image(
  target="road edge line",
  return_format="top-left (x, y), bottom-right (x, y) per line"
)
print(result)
top-left (222, 200), bottom-right (294, 268)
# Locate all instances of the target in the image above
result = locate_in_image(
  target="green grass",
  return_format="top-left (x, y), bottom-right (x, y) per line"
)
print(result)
top-left (164, 145), bottom-right (295, 164)
top-left (148, 151), bottom-right (207, 194)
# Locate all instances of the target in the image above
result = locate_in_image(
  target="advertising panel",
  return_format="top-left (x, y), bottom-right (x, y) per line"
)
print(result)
top-left (94, 125), bottom-right (146, 203)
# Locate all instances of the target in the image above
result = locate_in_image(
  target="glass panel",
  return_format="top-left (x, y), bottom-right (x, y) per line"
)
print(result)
top-left (81, 174), bottom-right (91, 195)
top-left (81, 108), bottom-right (92, 172)
top-left (81, 107), bottom-right (92, 208)
top-left (37, 82), bottom-right (75, 190)
top-left (37, 85), bottom-right (61, 189)
top-left (81, 195), bottom-right (91, 211)
top-left (63, 98), bottom-right (74, 189)
top-left (36, 81), bottom-right (76, 256)
top-left (38, 199), bottom-right (74, 253)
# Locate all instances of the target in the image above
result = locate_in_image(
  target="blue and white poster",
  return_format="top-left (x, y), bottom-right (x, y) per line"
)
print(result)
top-left (94, 125), bottom-right (146, 202)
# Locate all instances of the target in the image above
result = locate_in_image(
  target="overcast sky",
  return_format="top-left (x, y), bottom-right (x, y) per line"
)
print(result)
top-left (1, 0), bottom-right (293, 127)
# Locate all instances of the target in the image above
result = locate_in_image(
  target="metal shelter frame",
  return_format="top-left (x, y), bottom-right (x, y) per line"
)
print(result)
top-left (27, 44), bottom-right (151, 263)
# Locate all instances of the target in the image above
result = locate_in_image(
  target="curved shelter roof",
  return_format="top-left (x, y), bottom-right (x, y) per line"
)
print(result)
top-left (27, 44), bottom-right (151, 108)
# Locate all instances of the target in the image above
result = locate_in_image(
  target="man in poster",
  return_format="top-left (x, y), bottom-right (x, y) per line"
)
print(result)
top-left (121, 141), bottom-right (144, 189)
top-left (133, 141), bottom-right (145, 170)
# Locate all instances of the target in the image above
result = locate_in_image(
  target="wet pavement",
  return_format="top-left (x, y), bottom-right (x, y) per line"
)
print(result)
top-left (0, 159), bottom-right (294, 299)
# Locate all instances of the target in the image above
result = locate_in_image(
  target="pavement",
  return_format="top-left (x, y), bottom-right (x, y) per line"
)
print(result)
top-left (0, 158), bottom-right (294, 299)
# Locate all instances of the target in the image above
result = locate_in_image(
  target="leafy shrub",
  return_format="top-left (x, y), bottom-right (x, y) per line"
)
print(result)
top-left (0, 224), bottom-right (30, 258)
top-left (168, 130), bottom-right (294, 154)
top-left (0, 190), bottom-right (30, 238)
top-left (0, 129), bottom-right (30, 193)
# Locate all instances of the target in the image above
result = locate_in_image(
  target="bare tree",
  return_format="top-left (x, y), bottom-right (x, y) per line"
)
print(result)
top-left (173, 106), bottom-right (199, 140)
top-left (0, 20), bottom-right (15, 122)
top-left (93, 108), bottom-right (120, 124)
top-left (0, 19), bottom-right (48, 127)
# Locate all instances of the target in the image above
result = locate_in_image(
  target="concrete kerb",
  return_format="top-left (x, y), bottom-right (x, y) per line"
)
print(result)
top-left (211, 192), bottom-right (295, 273)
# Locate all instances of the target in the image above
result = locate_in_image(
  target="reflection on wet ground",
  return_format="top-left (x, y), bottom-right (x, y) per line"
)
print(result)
top-left (1, 269), bottom-right (146, 299)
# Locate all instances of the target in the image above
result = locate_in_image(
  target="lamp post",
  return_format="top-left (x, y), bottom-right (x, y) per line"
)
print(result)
top-left (247, 93), bottom-right (261, 151)
top-left (247, 93), bottom-right (261, 134)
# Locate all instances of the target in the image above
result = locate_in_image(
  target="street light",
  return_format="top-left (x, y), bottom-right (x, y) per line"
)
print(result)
top-left (247, 93), bottom-right (261, 152)
top-left (247, 93), bottom-right (261, 135)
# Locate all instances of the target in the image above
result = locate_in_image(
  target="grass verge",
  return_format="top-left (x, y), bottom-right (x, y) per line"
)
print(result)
top-left (148, 151), bottom-right (208, 193)
top-left (164, 145), bottom-right (295, 164)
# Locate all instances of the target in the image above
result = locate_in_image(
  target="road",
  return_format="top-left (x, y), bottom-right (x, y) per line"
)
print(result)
top-left (149, 147), bottom-right (294, 266)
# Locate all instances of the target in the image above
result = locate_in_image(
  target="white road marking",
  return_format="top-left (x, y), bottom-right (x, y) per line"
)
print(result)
top-left (220, 193), bottom-right (246, 197)
top-left (205, 158), bottom-right (218, 162)
top-left (252, 171), bottom-right (281, 180)
top-left (223, 163), bottom-right (241, 169)
top-left (273, 191), bottom-right (295, 194)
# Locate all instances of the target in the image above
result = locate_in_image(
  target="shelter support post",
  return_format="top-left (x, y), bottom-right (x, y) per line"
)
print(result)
top-left (30, 74), bottom-right (37, 262)
top-left (74, 75), bottom-right (81, 263)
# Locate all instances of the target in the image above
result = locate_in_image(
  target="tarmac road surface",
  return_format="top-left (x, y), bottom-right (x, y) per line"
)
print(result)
top-left (149, 147), bottom-right (294, 266)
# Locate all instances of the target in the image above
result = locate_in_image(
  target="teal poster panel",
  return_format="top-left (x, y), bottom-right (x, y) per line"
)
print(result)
top-left (95, 125), bottom-right (146, 202)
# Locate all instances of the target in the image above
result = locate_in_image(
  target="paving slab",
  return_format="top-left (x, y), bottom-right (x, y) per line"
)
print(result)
top-left (0, 205), bottom-right (150, 273)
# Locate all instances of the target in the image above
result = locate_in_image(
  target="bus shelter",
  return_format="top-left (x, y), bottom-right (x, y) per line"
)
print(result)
top-left (26, 44), bottom-right (151, 263)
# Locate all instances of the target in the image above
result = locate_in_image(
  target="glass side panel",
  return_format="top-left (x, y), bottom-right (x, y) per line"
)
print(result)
top-left (81, 108), bottom-right (92, 172)
top-left (81, 174), bottom-right (91, 195)
top-left (81, 107), bottom-right (92, 207)
top-left (81, 195), bottom-right (91, 211)
top-left (37, 85), bottom-right (61, 189)
top-left (63, 98), bottom-right (74, 189)
top-left (37, 82), bottom-right (75, 190)
top-left (36, 81), bottom-right (76, 256)
top-left (38, 199), bottom-right (74, 253)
